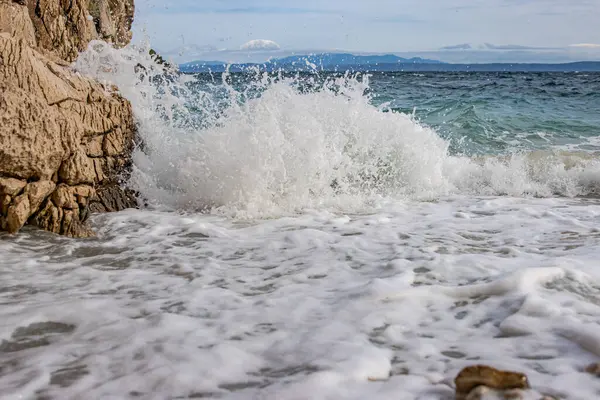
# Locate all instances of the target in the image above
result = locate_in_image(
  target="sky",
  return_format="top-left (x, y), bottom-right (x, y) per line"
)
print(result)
top-left (132, 0), bottom-right (600, 63)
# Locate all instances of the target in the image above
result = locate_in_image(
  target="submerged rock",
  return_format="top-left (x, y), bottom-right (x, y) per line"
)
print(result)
top-left (0, 0), bottom-right (138, 237)
top-left (586, 362), bottom-right (600, 377)
top-left (455, 365), bottom-right (530, 400)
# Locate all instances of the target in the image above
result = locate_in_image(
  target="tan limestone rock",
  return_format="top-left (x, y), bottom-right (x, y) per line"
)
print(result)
top-left (51, 184), bottom-right (79, 209)
top-left (52, 184), bottom-right (95, 209)
top-left (24, 0), bottom-right (134, 63)
top-left (86, 135), bottom-right (105, 157)
top-left (103, 128), bottom-right (126, 156)
top-left (59, 151), bottom-right (97, 185)
top-left (0, 85), bottom-right (66, 181)
top-left (72, 185), bottom-right (94, 198)
top-left (6, 193), bottom-right (30, 233)
top-left (1, 180), bottom-right (55, 233)
top-left (26, 0), bottom-right (95, 62)
top-left (32, 198), bottom-right (93, 237)
top-left (88, 0), bottom-right (135, 47)
top-left (0, 177), bottom-right (27, 196)
top-left (25, 180), bottom-right (55, 211)
top-left (31, 199), bottom-right (62, 234)
top-left (0, 0), bottom-right (138, 238)
top-left (0, 0), bottom-right (36, 47)
top-left (92, 158), bottom-right (106, 182)
top-left (1, 194), bottom-right (11, 215)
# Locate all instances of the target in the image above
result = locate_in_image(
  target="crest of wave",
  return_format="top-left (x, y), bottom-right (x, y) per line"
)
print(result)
top-left (73, 41), bottom-right (458, 217)
top-left (73, 41), bottom-right (600, 217)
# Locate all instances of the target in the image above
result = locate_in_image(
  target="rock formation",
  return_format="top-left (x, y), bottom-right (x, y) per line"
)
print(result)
top-left (453, 365), bottom-right (561, 400)
top-left (0, 0), bottom-right (137, 237)
top-left (454, 365), bottom-right (530, 400)
top-left (25, 0), bottom-right (134, 63)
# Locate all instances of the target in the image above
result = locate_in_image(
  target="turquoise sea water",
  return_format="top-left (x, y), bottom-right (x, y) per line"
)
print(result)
top-left (189, 71), bottom-right (600, 156)
top-left (369, 72), bottom-right (600, 155)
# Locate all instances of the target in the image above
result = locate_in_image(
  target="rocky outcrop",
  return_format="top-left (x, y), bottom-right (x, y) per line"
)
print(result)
top-left (88, 0), bottom-right (135, 51)
top-left (0, 0), bottom-right (137, 237)
top-left (24, 0), bottom-right (134, 63)
top-left (0, 0), bottom-right (36, 47)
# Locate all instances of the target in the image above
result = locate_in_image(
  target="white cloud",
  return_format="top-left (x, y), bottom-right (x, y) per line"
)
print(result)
top-left (569, 43), bottom-right (600, 48)
top-left (240, 39), bottom-right (281, 51)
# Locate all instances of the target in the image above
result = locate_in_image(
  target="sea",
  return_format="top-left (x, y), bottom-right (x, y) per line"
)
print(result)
top-left (1, 42), bottom-right (600, 399)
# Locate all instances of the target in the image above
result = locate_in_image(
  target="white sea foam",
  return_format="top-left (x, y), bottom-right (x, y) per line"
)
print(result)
top-left (1, 197), bottom-right (600, 399)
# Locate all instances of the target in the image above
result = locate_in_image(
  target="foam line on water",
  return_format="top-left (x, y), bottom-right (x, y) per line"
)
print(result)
top-left (556, 322), bottom-right (600, 358)
top-left (377, 267), bottom-right (567, 302)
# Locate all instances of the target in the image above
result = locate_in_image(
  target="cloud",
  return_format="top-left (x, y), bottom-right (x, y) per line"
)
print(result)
top-left (483, 43), bottom-right (551, 50)
top-left (569, 43), bottom-right (600, 48)
top-left (439, 43), bottom-right (569, 52)
top-left (440, 43), bottom-right (472, 50)
top-left (240, 39), bottom-right (281, 51)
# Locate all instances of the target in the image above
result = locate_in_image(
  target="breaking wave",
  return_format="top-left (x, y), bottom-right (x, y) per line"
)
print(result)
top-left (73, 42), bottom-right (600, 217)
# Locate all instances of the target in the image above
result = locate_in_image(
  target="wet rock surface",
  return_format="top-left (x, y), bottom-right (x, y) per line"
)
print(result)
top-left (455, 365), bottom-right (530, 400)
top-left (454, 365), bottom-right (566, 400)
top-left (586, 362), bottom-right (600, 377)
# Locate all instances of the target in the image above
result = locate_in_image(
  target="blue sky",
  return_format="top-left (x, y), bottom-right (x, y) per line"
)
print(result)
top-left (132, 0), bottom-right (600, 63)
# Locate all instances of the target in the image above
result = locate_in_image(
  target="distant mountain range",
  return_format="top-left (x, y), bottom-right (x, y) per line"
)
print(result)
top-left (179, 53), bottom-right (444, 73)
top-left (267, 53), bottom-right (444, 66)
top-left (178, 53), bottom-right (600, 73)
